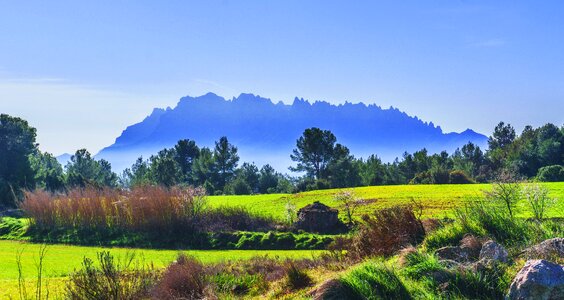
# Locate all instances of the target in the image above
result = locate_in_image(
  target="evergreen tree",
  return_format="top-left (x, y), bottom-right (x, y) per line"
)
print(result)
top-left (212, 136), bottom-right (239, 192)
top-left (0, 114), bottom-right (38, 206)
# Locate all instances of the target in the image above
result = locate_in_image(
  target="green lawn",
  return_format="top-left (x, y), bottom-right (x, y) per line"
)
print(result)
top-left (0, 240), bottom-right (322, 298)
top-left (208, 182), bottom-right (564, 220)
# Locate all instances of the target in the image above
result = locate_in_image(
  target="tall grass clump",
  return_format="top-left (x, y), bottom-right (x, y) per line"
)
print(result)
top-left (22, 186), bottom-right (207, 234)
top-left (350, 206), bottom-right (425, 259)
top-left (454, 199), bottom-right (531, 245)
top-left (424, 182), bottom-right (561, 250)
top-left (341, 262), bottom-right (411, 300)
top-left (284, 262), bottom-right (312, 290)
top-left (399, 248), bottom-right (508, 299)
top-left (21, 187), bottom-right (279, 243)
top-left (65, 251), bottom-right (158, 300)
top-left (422, 222), bottom-right (468, 251)
top-left (400, 250), bottom-right (444, 281)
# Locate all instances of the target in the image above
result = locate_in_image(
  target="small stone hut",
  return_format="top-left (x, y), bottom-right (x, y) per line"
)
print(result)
top-left (295, 201), bottom-right (339, 233)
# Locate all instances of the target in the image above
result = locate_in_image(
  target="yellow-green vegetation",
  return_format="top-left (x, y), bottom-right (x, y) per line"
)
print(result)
top-left (0, 240), bottom-right (323, 299)
top-left (209, 182), bottom-right (564, 221)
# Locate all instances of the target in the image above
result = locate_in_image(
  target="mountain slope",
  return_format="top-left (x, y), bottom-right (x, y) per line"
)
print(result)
top-left (96, 93), bottom-right (488, 172)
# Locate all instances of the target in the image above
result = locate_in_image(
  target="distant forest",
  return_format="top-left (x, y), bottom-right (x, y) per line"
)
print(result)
top-left (1, 113), bottom-right (563, 207)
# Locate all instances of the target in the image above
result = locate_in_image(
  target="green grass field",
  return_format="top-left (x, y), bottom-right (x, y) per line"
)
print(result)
top-left (0, 240), bottom-right (323, 298)
top-left (208, 182), bottom-right (564, 221)
top-left (2, 183), bottom-right (563, 298)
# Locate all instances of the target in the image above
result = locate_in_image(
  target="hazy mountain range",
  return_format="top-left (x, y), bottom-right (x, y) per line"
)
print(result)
top-left (60, 93), bottom-right (488, 172)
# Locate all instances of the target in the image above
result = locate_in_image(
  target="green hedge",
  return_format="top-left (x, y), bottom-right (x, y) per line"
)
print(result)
top-left (0, 218), bottom-right (334, 250)
top-left (209, 231), bottom-right (334, 250)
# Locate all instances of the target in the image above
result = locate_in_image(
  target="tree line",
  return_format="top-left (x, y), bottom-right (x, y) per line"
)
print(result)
top-left (1, 113), bottom-right (563, 207)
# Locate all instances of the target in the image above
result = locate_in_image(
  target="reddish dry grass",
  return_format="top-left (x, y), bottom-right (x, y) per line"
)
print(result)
top-left (151, 254), bottom-right (208, 300)
top-left (21, 186), bottom-right (278, 235)
top-left (421, 218), bottom-right (443, 234)
top-left (349, 205), bottom-right (426, 258)
top-left (459, 234), bottom-right (483, 260)
top-left (21, 186), bottom-right (207, 233)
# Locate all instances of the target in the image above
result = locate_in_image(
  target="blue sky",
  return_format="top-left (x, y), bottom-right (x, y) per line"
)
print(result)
top-left (1, 1), bottom-right (563, 155)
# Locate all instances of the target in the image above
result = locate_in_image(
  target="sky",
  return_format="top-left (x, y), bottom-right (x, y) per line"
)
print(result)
top-left (1, 0), bottom-right (563, 156)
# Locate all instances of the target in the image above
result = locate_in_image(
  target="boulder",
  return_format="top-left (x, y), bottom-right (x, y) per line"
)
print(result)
top-left (435, 236), bottom-right (482, 263)
top-left (524, 238), bottom-right (564, 261)
top-left (295, 201), bottom-right (339, 233)
top-left (479, 240), bottom-right (508, 263)
top-left (436, 246), bottom-right (474, 263)
top-left (507, 259), bottom-right (564, 300)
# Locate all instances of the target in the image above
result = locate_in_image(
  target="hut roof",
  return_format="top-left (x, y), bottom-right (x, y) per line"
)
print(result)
top-left (298, 201), bottom-right (337, 214)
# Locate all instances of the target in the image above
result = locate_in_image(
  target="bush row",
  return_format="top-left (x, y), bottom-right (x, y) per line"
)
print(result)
top-left (0, 217), bottom-right (335, 250)
top-left (209, 231), bottom-right (335, 250)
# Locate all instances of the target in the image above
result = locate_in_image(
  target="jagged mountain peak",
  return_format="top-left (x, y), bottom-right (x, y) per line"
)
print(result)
top-left (97, 93), bottom-right (488, 172)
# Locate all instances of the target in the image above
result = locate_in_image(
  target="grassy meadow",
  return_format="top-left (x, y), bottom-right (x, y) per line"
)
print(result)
top-left (0, 240), bottom-right (323, 299)
top-left (1, 182), bottom-right (563, 298)
top-left (208, 182), bottom-right (564, 221)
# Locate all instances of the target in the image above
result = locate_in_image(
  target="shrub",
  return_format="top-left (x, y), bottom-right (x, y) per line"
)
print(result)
top-left (334, 190), bottom-right (359, 225)
top-left (484, 181), bottom-right (522, 218)
top-left (432, 169), bottom-right (451, 184)
top-left (202, 206), bottom-right (277, 232)
top-left (284, 262), bottom-right (312, 290)
top-left (0, 217), bottom-right (27, 239)
top-left (409, 171), bottom-right (433, 184)
top-left (536, 165), bottom-right (564, 182)
top-left (65, 251), bottom-right (158, 300)
top-left (229, 178), bottom-right (252, 195)
top-left (151, 254), bottom-right (208, 300)
top-left (449, 170), bottom-right (474, 184)
top-left (211, 273), bottom-right (266, 296)
top-left (341, 262), bottom-right (411, 300)
top-left (350, 206), bottom-right (425, 258)
top-left (208, 231), bottom-right (333, 250)
top-left (223, 256), bottom-right (286, 282)
top-left (284, 200), bottom-right (297, 225)
top-left (523, 183), bottom-right (556, 221)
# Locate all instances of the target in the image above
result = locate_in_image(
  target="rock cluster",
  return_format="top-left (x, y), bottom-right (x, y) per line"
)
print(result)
top-left (524, 238), bottom-right (564, 261)
top-left (479, 240), bottom-right (509, 263)
top-left (507, 259), bottom-right (564, 300)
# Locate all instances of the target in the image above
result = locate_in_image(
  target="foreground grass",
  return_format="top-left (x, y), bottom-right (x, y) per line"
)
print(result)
top-left (209, 182), bottom-right (564, 221)
top-left (0, 240), bottom-right (322, 299)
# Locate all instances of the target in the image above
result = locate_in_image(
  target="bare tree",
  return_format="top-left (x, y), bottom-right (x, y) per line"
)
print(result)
top-left (523, 183), bottom-right (556, 221)
top-left (485, 170), bottom-right (522, 218)
top-left (334, 190), bottom-right (360, 225)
